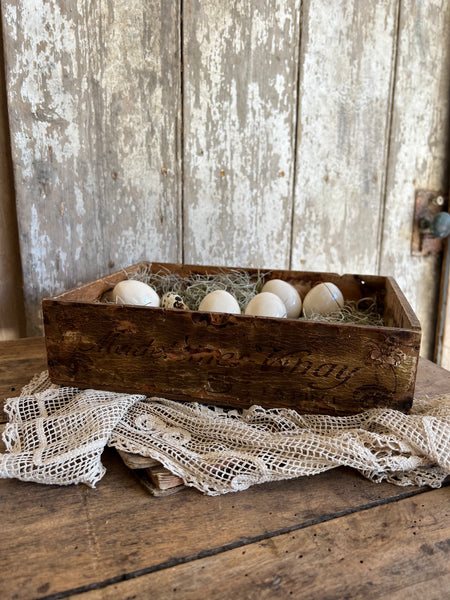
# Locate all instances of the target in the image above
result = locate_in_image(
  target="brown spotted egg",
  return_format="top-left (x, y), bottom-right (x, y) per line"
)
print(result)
top-left (161, 292), bottom-right (189, 310)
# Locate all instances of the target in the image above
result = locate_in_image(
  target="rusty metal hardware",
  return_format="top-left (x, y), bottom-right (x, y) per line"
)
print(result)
top-left (411, 190), bottom-right (449, 256)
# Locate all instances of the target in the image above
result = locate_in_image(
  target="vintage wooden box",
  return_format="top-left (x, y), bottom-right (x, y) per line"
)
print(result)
top-left (42, 262), bottom-right (421, 415)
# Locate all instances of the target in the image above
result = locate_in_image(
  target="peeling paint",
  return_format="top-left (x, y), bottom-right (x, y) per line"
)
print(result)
top-left (292, 0), bottom-right (398, 275)
top-left (2, 0), bottom-right (449, 358)
top-left (184, 1), bottom-right (300, 269)
top-left (3, 0), bottom-right (182, 335)
top-left (379, 0), bottom-right (450, 357)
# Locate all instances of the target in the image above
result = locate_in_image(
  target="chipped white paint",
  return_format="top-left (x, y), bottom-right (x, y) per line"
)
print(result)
top-left (292, 0), bottom-right (398, 275)
top-left (2, 0), bottom-right (181, 335)
top-left (379, 0), bottom-right (450, 357)
top-left (1, 0), bottom-right (449, 358)
top-left (183, 0), bottom-right (300, 268)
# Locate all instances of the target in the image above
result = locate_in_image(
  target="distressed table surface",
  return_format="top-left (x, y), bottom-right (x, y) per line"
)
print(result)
top-left (1, 338), bottom-right (449, 600)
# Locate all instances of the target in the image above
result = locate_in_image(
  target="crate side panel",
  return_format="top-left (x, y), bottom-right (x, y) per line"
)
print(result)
top-left (383, 277), bottom-right (422, 331)
top-left (44, 301), bottom-right (420, 415)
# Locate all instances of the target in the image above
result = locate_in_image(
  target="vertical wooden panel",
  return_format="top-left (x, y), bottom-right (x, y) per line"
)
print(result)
top-left (2, 0), bottom-right (449, 353)
top-left (0, 23), bottom-right (25, 340)
top-left (291, 0), bottom-right (398, 274)
top-left (1, 0), bottom-right (181, 336)
top-left (379, 0), bottom-right (450, 359)
top-left (435, 240), bottom-right (450, 366)
top-left (182, 0), bottom-right (300, 269)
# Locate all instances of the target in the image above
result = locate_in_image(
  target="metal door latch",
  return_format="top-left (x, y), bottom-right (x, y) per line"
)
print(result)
top-left (411, 190), bottom-right (449, 256)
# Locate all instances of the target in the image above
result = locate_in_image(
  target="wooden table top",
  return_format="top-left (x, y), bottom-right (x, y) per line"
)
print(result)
top-left (1, 338), bottom-right (449, 600)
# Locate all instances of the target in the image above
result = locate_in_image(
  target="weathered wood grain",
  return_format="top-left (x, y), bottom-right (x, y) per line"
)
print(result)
top-left (182, 0), bottom-right (300, 269)
top-left (435, 240), bottom-right (450, 367)
top-left (379, 0), bottom-right (450, 360)
top-left (291, 0), bottom-right (399, 275)
top-left (414, 355), bottom-right (450, 398)
top-left (0, 445), bottom-right (431, 600)
top-left (2, 0), bottom-right (450, 357)
top-left (0, 337), bottom-right (47, 413)
top-left (0, 24), bottom-right (25, 340)
top-left (73, 486), bottom-right (450, 600)
top-left (1, 337), bottom-right (446, 412)
top-left (42, 264), bottom-right (421, 415)
top-left (1, 0), bottom-right (182, 337)
top-left (0, 338), bottom-right (449, 599)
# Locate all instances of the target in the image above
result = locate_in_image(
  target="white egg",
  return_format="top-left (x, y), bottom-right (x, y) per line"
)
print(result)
top-left (161, 292), bottom-right (189, 310)
top-left (198, 290), bottom-right (241, 314)
top-left (302, 282), bottom-right (344, 317)
top-left (261, 279), bottom-right (302, 318)
top-left (112, 280), bottom-right (160, 307)
top-left (245, 292), bottom-right (287, 318)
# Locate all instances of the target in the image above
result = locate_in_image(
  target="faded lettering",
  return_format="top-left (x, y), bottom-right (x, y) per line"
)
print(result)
top-left (75, 333), bottom-right (366, 391)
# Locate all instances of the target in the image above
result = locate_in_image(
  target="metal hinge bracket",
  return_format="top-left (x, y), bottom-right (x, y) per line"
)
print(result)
top-left (411, 189), bottom-right (448, 256)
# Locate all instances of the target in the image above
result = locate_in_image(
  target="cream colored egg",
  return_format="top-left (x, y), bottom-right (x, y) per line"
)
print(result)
top-left (198, 290), bottom-right (241, 314)
top-left (302, 282), bottom-right (344, 317)
top-left (161, 292), bottom-right (189, 310)
top-left (261, 279), bottom-right (302, 318)
top-left (245, 292), bottom-right (287, 318)
top-left (112, 280), bottom-right (160, 307)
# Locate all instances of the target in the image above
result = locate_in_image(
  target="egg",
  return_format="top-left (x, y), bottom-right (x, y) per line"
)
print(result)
top-left (261, 279), bottom-right (302, 318)
top-left (112, 279), bottom-right (160, 307)
top-left (198, 290), bottom-right (241, 314)
top-left (302, 282), bottom-right (344, 317)
top-left (245, 292), bottom-right (287, 318)
top-left (161, 292), bottom-right (189, 310)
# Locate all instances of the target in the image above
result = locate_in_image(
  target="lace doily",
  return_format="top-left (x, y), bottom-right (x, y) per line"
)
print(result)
top-left (1, 371), bottom-right (449, 495)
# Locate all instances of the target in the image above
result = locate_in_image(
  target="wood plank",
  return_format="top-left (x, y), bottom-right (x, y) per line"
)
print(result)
top-left (0, 337), bottom-right (47, 411)
top-left (414, 356), bottom-right (450, 398)
top-left (0, 447), bottom-right (433, 600)
top-left (146, 465), bottom-right (184, 490)
top-left (291, 0), bottom-right (398, 274)
top-left (42, 295), bottom-right (421, 416)
top-left (116, 449), bottom-right (160, 470)
top-left (434, 239), bottom-right (450, 366)
top-left (1, 0), bottom-right (182, 337)
top-left (0, 20), bottom-right (25, 340)
top-left (73, 486), bottom-right (450, 600)
top-left (182, 0), bottom-right (300, 269)
top-left (379, 0), bottom-right (450, 359)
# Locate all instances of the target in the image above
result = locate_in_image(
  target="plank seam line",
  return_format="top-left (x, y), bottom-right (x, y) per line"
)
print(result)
top-left (288, 0), bottom-right (303, 271)
top-left (376, 0), bottom-right (401, 275)
top-left (179, 0), bottom-right (185, 265)
top-left (35, 483), bottom-right (447, 600)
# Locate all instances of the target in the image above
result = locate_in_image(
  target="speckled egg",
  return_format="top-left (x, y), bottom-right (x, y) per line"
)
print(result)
top-left (161, 292), bottom-right (189, 310)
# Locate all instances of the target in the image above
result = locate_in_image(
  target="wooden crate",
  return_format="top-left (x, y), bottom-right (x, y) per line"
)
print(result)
top-left (42, 262), bottom-right (421, 415)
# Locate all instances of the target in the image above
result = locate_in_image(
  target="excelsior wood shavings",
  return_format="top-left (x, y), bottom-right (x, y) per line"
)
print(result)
top-left (129, 266), bottom-right (266, 312)
top-left (305, 298), bottom-right (384, 326)
top-left (104, 267), bottom-right (385, 326)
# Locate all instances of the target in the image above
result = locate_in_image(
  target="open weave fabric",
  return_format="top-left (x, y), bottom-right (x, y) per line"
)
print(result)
top-left (1, 371), bottom-right (450, 495)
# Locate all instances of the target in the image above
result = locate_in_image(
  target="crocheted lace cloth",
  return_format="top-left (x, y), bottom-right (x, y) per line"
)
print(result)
top-left (1, 371), bottom-right (449, 495)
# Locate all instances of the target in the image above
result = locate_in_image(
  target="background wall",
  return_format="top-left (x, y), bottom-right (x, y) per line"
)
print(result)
top-left (0, 22), bottom-right (25, 340)
top-left (1, 0), bottom-right (449, 358)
